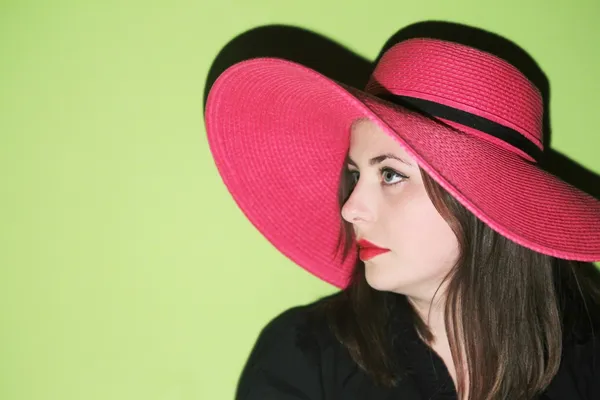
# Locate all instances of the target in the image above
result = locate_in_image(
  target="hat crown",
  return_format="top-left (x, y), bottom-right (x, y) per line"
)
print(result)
top-left (365, 38), bottom-right (544, 161)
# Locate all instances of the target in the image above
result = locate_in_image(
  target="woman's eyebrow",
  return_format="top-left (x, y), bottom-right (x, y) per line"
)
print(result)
top-left (347, 153), bottom-right (413, 167)
top-left (370, 153), bottom-right (413, 167)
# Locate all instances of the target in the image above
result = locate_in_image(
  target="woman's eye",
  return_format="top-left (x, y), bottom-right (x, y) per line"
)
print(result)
top-left (381, 168), bottom-right (407, 185)
top-left (346, 168), bottom-right (407, 186)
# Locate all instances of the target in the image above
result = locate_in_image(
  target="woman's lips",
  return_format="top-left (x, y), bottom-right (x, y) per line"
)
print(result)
top-left (357, 239), bottom-right (390, 261)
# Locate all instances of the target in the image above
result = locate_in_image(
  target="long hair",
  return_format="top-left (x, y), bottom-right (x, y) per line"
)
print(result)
top-left (312, 162), bottom-right (600, 399)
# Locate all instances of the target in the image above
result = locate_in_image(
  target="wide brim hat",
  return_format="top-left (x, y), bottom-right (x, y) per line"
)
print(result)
top-left (204, 37), bottom-right (600, 288)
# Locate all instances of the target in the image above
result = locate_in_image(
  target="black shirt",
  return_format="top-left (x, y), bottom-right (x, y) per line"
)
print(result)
top-left (235, 294), bottom-right (600, 399)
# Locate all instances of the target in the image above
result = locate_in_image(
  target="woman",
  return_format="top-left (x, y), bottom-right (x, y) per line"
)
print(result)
top-left (204, 34), bottom-right (600, 399)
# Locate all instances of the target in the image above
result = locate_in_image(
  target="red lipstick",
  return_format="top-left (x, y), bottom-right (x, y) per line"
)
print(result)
top-left (357, 239), bottom-right (390, 261)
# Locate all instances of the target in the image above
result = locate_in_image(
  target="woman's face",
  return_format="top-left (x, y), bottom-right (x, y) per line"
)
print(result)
top-left (341, 118), bottom-right (460, 300)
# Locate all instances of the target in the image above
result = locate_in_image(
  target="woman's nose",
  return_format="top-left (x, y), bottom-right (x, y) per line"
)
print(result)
top-left (341, 184), bottom-right (375, 224)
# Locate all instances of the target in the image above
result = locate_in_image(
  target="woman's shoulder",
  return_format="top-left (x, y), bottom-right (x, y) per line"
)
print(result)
top-left (251, 291), bottom-right (341, 350)
top-left (559, 330), bottom-right (600, 398)
top-left (544, 316), bottom-right (600, 399)
top-left (234, 292), bottom-right (347, 399)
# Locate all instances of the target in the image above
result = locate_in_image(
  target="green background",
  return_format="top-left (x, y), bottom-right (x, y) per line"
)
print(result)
top-left (2, 1), bottom-right (599, 399)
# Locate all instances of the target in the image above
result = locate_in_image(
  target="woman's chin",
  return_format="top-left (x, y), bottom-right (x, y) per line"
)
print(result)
top-left (364, 263), bottom-right (401, 292)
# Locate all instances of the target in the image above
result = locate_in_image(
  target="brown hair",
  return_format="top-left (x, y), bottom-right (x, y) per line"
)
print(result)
top-left (313, 163), bottom-right (600, 399)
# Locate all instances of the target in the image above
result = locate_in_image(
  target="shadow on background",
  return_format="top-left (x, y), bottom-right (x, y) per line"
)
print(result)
top-left (203, 20), bottom-right (600, 200)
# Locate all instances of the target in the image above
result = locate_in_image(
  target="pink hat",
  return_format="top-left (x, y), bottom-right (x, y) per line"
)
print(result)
top-left (204, 37), bottom-right (600, 288)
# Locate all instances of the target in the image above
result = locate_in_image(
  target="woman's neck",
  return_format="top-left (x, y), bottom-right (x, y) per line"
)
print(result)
top-left (407, 295), bottom-right (448, 343)
top-left (406, 293), bottom-right (470, 399)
